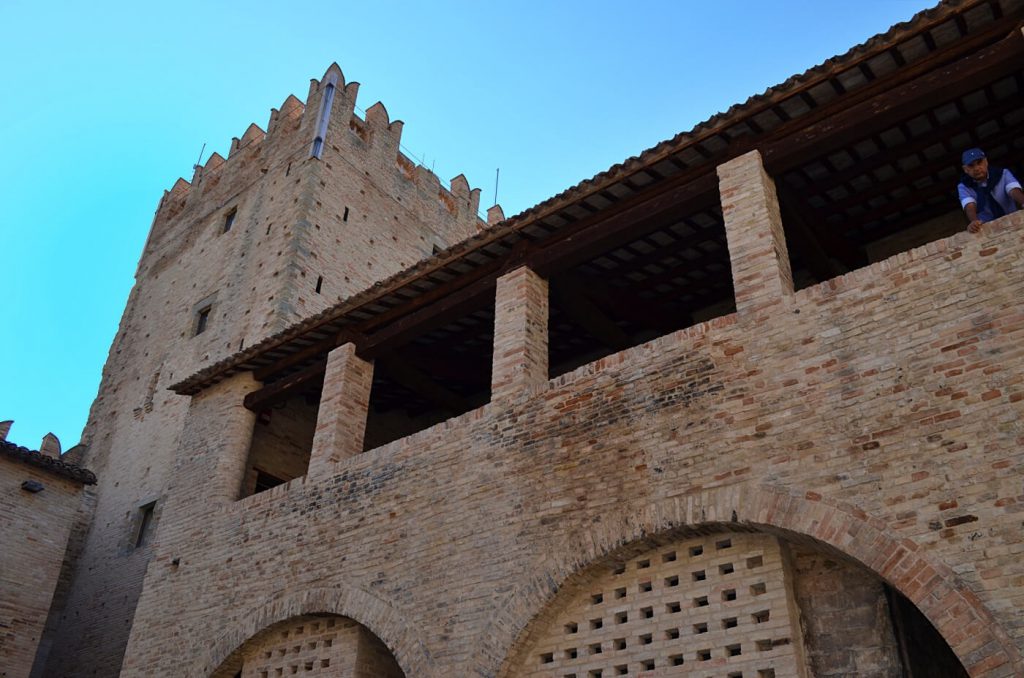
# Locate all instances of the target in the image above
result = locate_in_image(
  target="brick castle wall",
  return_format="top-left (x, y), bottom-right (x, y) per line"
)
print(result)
top-left (119, 180), bottom-right (1024, 678)
top-left (44, 64), bottom-right (488, 677)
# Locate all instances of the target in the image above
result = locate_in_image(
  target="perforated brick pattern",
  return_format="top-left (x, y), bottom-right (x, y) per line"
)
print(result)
top-left (518, 533), bottom-right (804, 678)
top-left (237, 615), bottom-right (403, 678)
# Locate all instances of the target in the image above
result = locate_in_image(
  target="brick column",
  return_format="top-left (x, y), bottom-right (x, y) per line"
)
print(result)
top-left (717, 149), bottom-right (794, 315)
top-left (308, 342), bottom-right (373, 474)
top-left (169, 371), bottom-right (260, 505)
top-left (492, 266), bottom-right (549, 399)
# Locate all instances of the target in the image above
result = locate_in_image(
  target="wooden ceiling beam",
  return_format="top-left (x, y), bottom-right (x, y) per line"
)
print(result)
top-left (848, 181), bottom-right (955, 227)
top-left (254, 331), bottom-right (355, 382)
top-left (397, 344), bottom-right (491, 385)
top-left (357, 171), bottom-right (719, 358)
top-left (579, 224), bottom-right (723, 280)
top-left (822, 122), bottom-right (1022, 219)
top-left (244, 359), bottom-right (327, 412)
top-left (566, 272), bottom-right (687, 333)
top-left (377, 356), bottom-right (470, 414)
top-left (357, 279), bottom-right (495, 359)
top-left (867, 198), bottom-right (965, 244)
top-left (800, 94), bottom-right (1020, 196)
top-left (777, 185), bottom-right (851, 280)
top-left (553, 276), bottom-right (632, 352)
top-left (527, 173), bottom-right (720, 276)
top-left (761, 30), bottom-right (1024, 175)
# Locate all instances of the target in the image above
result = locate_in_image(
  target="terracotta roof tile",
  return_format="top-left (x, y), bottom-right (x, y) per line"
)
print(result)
top-left (1, 439), bottom-right (97, 485)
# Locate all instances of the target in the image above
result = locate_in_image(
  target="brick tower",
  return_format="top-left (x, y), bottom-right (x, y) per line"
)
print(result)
top-left (41, 64), bottom-right (489, 677)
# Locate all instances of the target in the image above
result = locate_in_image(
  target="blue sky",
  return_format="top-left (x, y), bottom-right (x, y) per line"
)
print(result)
top-left (0, 0), bottom-right (924, 451)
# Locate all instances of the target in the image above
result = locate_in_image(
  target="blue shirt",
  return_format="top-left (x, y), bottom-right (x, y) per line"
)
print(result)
top-left (958, 167), bottom-right (1022, 222)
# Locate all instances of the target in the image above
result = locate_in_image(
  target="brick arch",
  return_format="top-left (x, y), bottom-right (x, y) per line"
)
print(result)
top-left (194, 585), bottom-right (432, 678)
top-left (480, 483), bottom-right (1021, 678)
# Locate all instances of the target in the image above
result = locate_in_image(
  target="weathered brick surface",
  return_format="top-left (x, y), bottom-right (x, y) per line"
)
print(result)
top-left (0, 456), bottom-right (89, 678)
top-left (45, 64), bottom-right (488, 678)
top-left (308, 343), bottom-right (373, 474)
top-left (492, 266), bottom-right (549, 399)
top-left (718, 150), bottom-right (793, 316)
top-left (789, 545), bottom-right (903, 676)
top-left (119, 210), bottom-right (1024, 677)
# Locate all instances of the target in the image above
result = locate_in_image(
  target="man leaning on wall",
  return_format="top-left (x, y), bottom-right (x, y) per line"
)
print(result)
top-left (958, 147), bottom-right (1024, 233)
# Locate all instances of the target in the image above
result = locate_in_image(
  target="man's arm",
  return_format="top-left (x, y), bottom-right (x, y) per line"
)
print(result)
top-left (958, 181), bottom-right (983, 232)
top-left (1002, 168), bottom-right (1024, 209)
top-left (1009, 186), bottom-right (1024, 209)
top-left (964, 201), bottom-right (983, 233)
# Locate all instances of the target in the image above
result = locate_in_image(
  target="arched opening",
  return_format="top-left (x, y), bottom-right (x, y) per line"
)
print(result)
top-left (501, 529), bottom-right (967, 678)
top-left (211, 613), bottom-right (404, 678)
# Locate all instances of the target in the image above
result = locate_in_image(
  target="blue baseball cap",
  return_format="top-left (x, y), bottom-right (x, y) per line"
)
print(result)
top-left (962, 148), bottom-right (986, 165)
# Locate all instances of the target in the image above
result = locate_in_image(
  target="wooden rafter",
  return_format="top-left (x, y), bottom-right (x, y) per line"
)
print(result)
top-left (552, 276), bottom-right (631, 352)
top-left (377, 356), bottom-right (470, 414)
top-left (243, 359), bottom-right (327, 412)
top-left (762, 30), bottom-right (1024, 174)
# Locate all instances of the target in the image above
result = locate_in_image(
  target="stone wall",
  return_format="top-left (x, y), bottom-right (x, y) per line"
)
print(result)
top-left (120, 173), bottom-right (1024, 678)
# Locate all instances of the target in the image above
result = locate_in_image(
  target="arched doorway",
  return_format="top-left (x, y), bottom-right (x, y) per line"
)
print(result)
top-left (211, 614), bottom-right (404, 678)
top-left (501, 530), bottom-right (966, 677)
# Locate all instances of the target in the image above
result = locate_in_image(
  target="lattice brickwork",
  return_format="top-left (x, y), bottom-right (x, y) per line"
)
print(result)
top-left (519, 533), bottom-right (805, 678)
top-left (237, 615), bottom-right (402, 678)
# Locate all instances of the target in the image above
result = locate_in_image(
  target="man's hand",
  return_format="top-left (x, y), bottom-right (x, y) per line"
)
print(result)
top-left (968, 219), bottom-right (983, 233)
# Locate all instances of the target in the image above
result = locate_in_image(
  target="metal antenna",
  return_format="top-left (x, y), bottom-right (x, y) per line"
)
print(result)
top-left (494, 168), bottom-right (500, 206)
top-left (192, 142), bottom-right (207, 171)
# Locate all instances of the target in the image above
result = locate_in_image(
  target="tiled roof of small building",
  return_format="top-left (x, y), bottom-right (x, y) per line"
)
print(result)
top-left (0, 439), bottom-right (97, 485)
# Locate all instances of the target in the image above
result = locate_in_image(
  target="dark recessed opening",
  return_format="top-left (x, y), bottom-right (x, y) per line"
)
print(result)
top-left (774, 71), bottom-right (1024, 291)
top-left (547, 187), bottom-right (734, 379)
top-left (194, 306), bottom-right (211, 336)
top-left (135, 501), bottom-right (157, 548)
top-left (223, 207), bottom-right (237, 233)
top-left (241, 379), bottom-right (321, 499)
top-left (363, 301), bottom-right (494, 451)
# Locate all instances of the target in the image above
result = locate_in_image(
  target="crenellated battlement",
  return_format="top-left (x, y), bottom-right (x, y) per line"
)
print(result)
top-left (152, 63), bottom-right (490, 245)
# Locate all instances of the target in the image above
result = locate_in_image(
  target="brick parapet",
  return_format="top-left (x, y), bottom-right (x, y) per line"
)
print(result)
top-left (123, 211), bottom-right (1024, 676)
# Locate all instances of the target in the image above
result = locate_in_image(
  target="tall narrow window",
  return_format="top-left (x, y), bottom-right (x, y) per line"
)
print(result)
top-left (223, 207), bottom-right (237, 233)
top-left (135, 501), bottom-right (157, 548)
top-left (195, 305), bottom-right (211, 335)
top-left (310, 82), bottom-right (335, 159)
top-left (315, 276), bottom-right (323, 294)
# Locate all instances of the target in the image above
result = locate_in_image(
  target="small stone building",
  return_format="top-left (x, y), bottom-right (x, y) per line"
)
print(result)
top-left (25, 1), bottom-right (1024, 676)
top-left (0, 424), bottom-right (95, 678)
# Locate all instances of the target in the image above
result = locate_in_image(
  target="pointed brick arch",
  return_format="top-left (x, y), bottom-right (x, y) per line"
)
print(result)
top-left (481, 484), bottom-right (1021, 678)
top-left (195, 586), bottom-right (432, 678)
